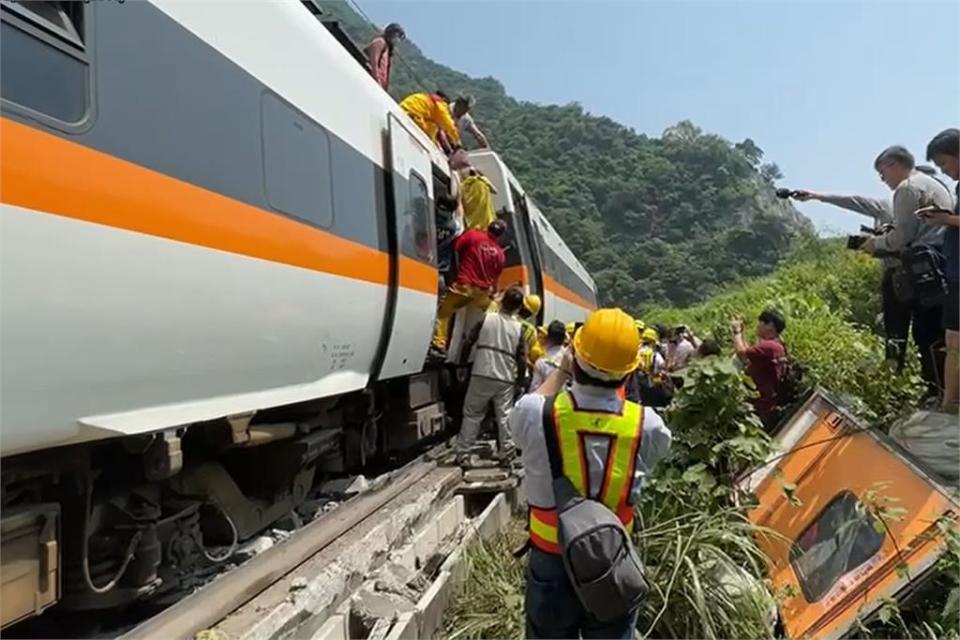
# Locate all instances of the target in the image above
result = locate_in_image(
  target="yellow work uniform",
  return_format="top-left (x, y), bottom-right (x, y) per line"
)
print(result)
top-left (432, 283), bottom-right (492, 350)
top-left (520, 319), bottom-right (543, 370)
top-left (637, 345), bottom-right (655, 375)
top-left (461, 175), bottom-right (497, 230)
top-left (528, 390), bottom-right (643, 554)
top-left (399, 93), bottom-right (462, 147)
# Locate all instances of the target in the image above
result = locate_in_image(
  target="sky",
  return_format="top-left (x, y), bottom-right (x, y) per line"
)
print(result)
top-left (361, 0), bottom-right (959, 236)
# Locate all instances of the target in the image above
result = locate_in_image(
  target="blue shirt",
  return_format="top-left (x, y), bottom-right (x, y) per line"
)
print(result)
top-left (946, 184), bottom-right (959, 283)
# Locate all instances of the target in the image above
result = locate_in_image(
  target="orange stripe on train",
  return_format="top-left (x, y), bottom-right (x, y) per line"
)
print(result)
top-left (0, 117), bottom-right (436, 294)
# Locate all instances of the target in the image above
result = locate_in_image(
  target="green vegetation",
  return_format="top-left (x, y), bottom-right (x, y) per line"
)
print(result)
top-left (648, 239), bottom-right (925, 429)
top-left (318, 1), bottom-right (814, 311)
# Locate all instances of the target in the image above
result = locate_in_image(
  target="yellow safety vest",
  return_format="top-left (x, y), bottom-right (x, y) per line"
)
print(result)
top-left (520, 319), bottom-right (542, 369)
top-left (637, 346), bottom-right (655, 374)
top-left (529, 390), bottom-right (644, 554)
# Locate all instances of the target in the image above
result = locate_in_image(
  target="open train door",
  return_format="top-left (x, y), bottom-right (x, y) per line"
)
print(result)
top-left (374, 114), bottom-right (439, 381)
top-left (746, 390), bottom-right (959, 639)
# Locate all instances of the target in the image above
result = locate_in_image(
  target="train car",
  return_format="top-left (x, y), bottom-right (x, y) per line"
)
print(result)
top-left (0, 0), bottom-right (596, 628)
top-left (0, 0), bottom-right (456, 626)
top-left (468, 150), bottom-right (597, 324)
top-left (443, 151), bottom-right (597, 362)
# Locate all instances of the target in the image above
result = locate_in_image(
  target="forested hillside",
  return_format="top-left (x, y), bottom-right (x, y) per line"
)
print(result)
top-left (319, 1), bottom-right (814, 311)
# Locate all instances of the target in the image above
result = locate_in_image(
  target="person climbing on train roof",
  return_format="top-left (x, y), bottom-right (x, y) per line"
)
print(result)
top-left (431, 219), bottom-right (508, 353)
top-left (731, 309), bottom-right (789, 431)
top-left (460, 168), bottom-right (498, 231)
top-left (529, 320), bottom-right (567, 391)
top-left (456, 286), bottom-right (528, 467)
top-left (508, 308), bottom-right (672, 639)
top-left (449, 95), bottom-right (490, 149)
top-left (363, 23), bottom-right (404, 92)
top-left (399, 90), bottom-right (461, 153)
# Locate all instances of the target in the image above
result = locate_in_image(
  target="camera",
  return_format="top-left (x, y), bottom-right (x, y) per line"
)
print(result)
top-left (775, 188), bottom-right (800, 200)
top-left (846, 224), bottom-right (892, 251)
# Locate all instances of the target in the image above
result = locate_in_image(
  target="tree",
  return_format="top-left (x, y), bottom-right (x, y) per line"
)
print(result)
top-left (322, 0), bottom-right (814, 315)
top-left (735, 138), bottom-right (764, 166)
top-left (760, 162), bottom-right (784, 183)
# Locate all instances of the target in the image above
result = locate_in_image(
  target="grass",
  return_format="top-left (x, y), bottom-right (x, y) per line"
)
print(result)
top-left (442, 510), bottom-right (778, 640)
top-left (442, 522), bottom-right (527, 640)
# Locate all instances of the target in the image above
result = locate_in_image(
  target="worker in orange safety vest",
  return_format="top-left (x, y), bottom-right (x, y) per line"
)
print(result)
top-left (508, 308), bottom-right (672, 639)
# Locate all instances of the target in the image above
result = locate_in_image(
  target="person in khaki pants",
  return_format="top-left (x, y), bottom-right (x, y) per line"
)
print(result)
top-left (431, 219), bottom-right (507, 352)
top-left (456, 287), bottom-right (527, 465)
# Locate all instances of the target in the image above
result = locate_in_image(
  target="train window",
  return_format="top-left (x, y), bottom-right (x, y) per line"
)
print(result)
top-left (403, 170), bottom-right (436, 265)
top-left (261, 93), bottom-right (335, 229)
top-left (1, 1), bottom-right (88, 123)
top-left (789, 491), bottom-right (885, 602)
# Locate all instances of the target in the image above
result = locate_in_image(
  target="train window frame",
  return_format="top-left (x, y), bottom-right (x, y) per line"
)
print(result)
top-left (3, 1), bottom-right (83, 48)
top-left (406, 169), bottom-right (437, 266)
top-left (260, 91), bottom-right (336, 230)
top-left (0, 0), bottom-right (93, 130)
top-left (789, 490), bottom-right (885, 603)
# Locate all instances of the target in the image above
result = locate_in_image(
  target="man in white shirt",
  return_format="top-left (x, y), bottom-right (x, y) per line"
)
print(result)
top-left (509, 309), bottom-right (672, 639)
top-left (450, 95), bottom-right (489, 149)
top-left (529, 320), bottom-right (566, 391)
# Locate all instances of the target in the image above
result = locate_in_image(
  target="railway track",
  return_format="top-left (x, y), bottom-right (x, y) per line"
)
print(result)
top-left (117, 441), bottom-right (459, 640)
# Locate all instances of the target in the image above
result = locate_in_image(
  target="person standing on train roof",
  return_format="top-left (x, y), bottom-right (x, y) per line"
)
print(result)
top-left (399, 91), bottom-right (461, 153)
top-left (529, 320), bottom-right (567, 391)
top-left (363, 23), bottom-right (404, 92)
top-left (449, 95), bottom-right (490, 149)
top-left (456, 286), bottom-right (528, 466)
top-left (509, 308), bottom-right (672, 639)
top-left (460, 168), bottom-right (498, 231)
top-left (431, 219), bottom-right (508, 352)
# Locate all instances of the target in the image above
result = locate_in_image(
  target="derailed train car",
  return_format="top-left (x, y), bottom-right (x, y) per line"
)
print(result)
top-left (747, 390), bottom-right (959, 639)
top-left (0, 0), bottom-right (596, 627)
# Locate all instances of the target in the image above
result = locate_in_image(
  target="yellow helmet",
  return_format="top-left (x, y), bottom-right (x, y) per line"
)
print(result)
top-left (523, 294), bottom-right (542, 315)
top-left (642, 327), bottom-right (659, 343)
top-left (573, 308), bottom-right (642, 378)
top-left (634, 319), bottom-right (646, 332)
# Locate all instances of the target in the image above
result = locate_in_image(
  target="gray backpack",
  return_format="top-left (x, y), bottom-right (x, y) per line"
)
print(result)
top-left (542, 395), bottom-right (649, 622)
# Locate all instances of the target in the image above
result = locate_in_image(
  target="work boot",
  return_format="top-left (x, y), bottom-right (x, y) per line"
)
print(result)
top-left (426, 345), bottom-right (447, 363)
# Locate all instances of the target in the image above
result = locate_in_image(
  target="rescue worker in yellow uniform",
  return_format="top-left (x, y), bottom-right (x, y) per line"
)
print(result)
top-left (399, 91), bottom-right (461, 152)
top-left (460, 170), bottom-right (498, 230)
top-left (509, 309), bottom-right (672, 639)
top-left (519, 294), bottom-right (544, 370)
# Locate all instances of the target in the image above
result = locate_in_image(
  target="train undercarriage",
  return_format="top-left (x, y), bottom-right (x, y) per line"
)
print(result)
top-left (0, 370), bottom-right (456, 632)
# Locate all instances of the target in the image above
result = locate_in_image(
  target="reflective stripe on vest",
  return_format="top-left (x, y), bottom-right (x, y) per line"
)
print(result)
top-left (528, 390), bottom-right (644, 554)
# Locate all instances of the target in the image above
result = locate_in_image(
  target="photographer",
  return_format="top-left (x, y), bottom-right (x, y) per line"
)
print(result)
top-left (919, 128), bottom-right (959, 413)
top-left (864, 145), bottom-right (951, 397)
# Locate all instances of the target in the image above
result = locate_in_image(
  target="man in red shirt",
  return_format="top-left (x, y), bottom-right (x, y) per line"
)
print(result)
top-left (363, 23), bottom-right (404, 92)
top-left (431, 219), bottom-right (507, 351)
top-left (731, 309), bottom-right (788, 431)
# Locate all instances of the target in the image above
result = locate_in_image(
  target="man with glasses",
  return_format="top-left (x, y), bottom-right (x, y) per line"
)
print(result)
top-left (862, 145), bottom-right (953, 398)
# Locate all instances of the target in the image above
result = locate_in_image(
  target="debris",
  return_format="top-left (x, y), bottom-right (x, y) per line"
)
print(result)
top-left (351, 589), bottom-right (413, 636)
top-left (318, 475), bottom-right (369, 498)
top-left (269, 528), bottom-right (292, 541)
top-left (367, 617), bottom-right (394, 640)
top-left (233, 535), bottom-right (275, 562)
top-left (463, 469), bottom-right (510, 483)
top-left (289, 577), bottom-right (308, 591)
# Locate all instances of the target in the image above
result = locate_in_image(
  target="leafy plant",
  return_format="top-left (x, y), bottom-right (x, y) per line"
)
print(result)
top-left (442, 527), bottom-right (526, 640)
top-left (648, 241), bottom-right (925, 429)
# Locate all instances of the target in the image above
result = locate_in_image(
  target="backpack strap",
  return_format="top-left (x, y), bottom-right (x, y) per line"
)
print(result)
top-left (540, 394), bottom-right (564, 480)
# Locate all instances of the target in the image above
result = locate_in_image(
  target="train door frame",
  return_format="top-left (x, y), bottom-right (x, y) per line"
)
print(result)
top-left (510, 187), bottom-right (546, 325)
top-left (370, 113), bottom-right (438, 382)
